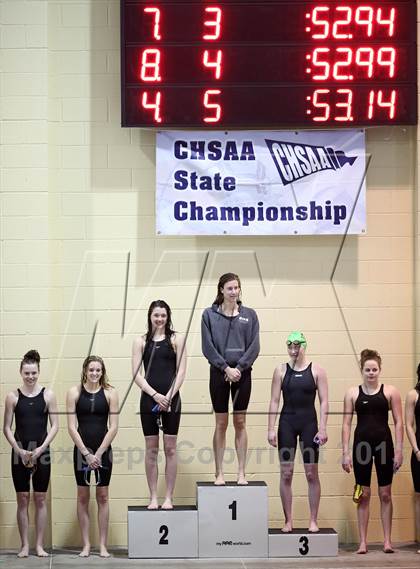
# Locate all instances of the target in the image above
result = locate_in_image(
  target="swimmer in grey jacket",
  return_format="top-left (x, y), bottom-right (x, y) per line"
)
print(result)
top-left (202, 273), bottom-right (260, 485)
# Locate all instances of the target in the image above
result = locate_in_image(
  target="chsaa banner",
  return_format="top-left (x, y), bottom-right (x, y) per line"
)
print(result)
top-left (156, 130), bottom-right (366, 236)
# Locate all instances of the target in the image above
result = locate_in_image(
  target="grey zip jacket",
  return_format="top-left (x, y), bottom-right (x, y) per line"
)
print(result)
top-left (201, 302), bottom-right (260, 372)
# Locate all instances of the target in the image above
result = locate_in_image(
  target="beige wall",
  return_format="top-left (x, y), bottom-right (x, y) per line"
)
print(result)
top-left (0, 0), bottom-right (417, 548)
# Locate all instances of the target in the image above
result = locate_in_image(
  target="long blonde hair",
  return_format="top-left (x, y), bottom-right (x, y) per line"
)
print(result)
top-left (80, 355), bottom-right (112, 389)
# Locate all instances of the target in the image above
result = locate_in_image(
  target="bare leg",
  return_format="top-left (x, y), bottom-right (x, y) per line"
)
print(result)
top-left (162, 435), bottom-right (177, 509)
top-left (280, 462), bottom-right (294, 532)
top-left (33, 492), bottom-right (49, 556)
top-left (304, 463), bottom-right (320, 532)
top-left (379, 485), bottom-right (394, 552)
top-left (77, 486), bottom-right (91, 557)
top-left (415, 493), bottom-right (420, 552)
top-left (213, 413), bottom-right (228, 485)
top-left (96, 486), bottom-right (110, 557)
top-left (356, 486), bottom-right (371, 553)
top-left (16, 492), bottom-right (30, 557)
top-left (145, 435), bottom-right (159, 509)
top-left (233, 412), bottom-right (248, 484)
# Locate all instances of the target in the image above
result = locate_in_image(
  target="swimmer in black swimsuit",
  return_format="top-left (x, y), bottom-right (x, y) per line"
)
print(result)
top-left (3, 350), bottom-right (58, 558)
top-left (268, 332), bottom-right (328, 533)
top-left (132, 300), bottom-right (187, 510)
top-left (202, 273), bottom-right (260, 486)
top-left (342, 349), bottom-right (403, 554)
top-left (67, 356), bottom-right (119, 558)
top-left (404, 363), bottom-right (420, 552)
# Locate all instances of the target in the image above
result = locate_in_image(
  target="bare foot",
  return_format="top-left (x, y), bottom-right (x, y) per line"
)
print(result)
top-left (17, 546), bottom-right (29, 558)
top-left (281, 522), bottom-right (293, 533)
top-left (79, 545), bottom-right (90, 557)
top-left (237, 474), bottom-right (248, 485)
top-left (383, 545), bottom-right (394, 553)
top-left (161, 498), bottom-right (173, 510)
top-left (417, 549), bottom-right (420, 554)
top-left (356, 544), bottom-right (368, 554)
top-left (214, 474), bottom-right (225, 486)
top-left (147, 497), bottom-right (159, 510)
top-left (36, 546), bottom-right (49, 557)
top-left (308, 522), bottom-right (319, 533)
top-left (99, 546), bottom-right (111, 558)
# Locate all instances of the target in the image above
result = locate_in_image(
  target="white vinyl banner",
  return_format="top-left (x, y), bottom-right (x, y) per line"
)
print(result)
top-left (156, 130), bottom-right (366, 235)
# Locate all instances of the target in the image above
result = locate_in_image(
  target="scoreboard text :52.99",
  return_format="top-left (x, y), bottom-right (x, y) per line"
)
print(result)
top-left (120, 0), bottom-right (417, 127)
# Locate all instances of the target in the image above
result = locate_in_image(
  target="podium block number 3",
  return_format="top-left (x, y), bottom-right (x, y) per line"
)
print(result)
top-left (228, 500), bottom-right (237, 520)
top-left (299, 536), bottom-right (309, 555)
top-left (159, 525), bottom-right (169, 545)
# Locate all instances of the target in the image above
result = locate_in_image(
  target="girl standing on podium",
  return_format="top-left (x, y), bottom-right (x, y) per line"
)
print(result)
top-left (267, 332), bottom-right (328, 533)
top-left (202, 273), bottom-right (260, 485)
top-left (405, 363), bottom-right (420, 553)
top-left (3, 350), bottom-right (59, 558)
top-left (132, 300), bottom-right (187, 509)
top-left (342, 349), bottom-right (403, 554)
top-left (67, 355), bottom-right (119, 557)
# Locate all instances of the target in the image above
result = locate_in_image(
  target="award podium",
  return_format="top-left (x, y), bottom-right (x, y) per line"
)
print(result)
top-left (128, 481), bottom-right (338, 558)
top-left (197, 481), bottom-right (268, 558)
top-left (128, 505), bottom-right (198, 558)
top-left (269, 528), bottom-right (338, 557)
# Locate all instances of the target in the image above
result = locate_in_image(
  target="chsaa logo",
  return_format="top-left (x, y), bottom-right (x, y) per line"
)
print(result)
top-left (265, 139), bottom-right (358, 186)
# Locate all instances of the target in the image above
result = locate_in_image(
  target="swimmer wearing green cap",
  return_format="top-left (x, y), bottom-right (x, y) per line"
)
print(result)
top-left (267, 332), bottom-right (329, 533)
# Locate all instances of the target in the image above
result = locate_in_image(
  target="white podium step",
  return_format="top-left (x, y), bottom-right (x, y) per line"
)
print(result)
top-left (127, 505), bottom-right (198, 558)
top-left (269, 528), bottom-right (338, 557)
top-left (197, 481), bottom-right (268, 558)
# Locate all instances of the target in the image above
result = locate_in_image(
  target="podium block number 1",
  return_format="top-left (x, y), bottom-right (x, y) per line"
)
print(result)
top-left (228, 500), bottom-right (237, 520)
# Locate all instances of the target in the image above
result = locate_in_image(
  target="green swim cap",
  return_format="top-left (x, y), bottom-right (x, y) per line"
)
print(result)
top-left (286, 331), bottom-right (307, 348)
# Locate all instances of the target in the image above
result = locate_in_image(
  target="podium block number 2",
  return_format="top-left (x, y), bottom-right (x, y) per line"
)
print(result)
top-left (228, 500), bottom-right (237, 521)
top-left (159, 525), bottom-right (169, 545)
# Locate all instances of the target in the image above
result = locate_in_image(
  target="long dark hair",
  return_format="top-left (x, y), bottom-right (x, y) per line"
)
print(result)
top-left (214, 273), bottom-right (241, 305)
top-left (20, 349), bottom-right (40, 372)
top-left (145, 300), bottom-right (175, 343)
top-left (360, 348), bottom-right (382, 370)
top-left (415, 363), bottom-right (420, 393)
top-left (81, 355), bottom-right (111, 389)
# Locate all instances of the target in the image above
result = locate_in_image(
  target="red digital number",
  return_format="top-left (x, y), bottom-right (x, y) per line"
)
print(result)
top-left (355, 47), bottom-right (374, 77)
top-left (203, 89), bottom-right (222, 123)
top-left (203, 50), bottom-right (223, 79)
top-left (144, 7), bottom-right (161, 40)
top-left (333, 48), bottom-right (353, 80)
top-left (203, 6), bottom-right (222, 40)
top-left (355, 6), bottom-right (374, 37)
top-left (332, 6), bottom-right (352, 39)
top-left (377, 47), bottom-right (396, 78)
top-left (312, 48), bottom-right (330, 80)
top-left (335, 89), bottom-right (354, 121)
top-left (368, 89), bottom-right (397, 119)
top-left (312, 89), bottom-right (330, 121)
top-left (311, 6), bottom-right (330, 39)
top-left (377, 7), bottom-right (395, 37)
top-left (311, 5), bottom-right (396, 39)
top-left (142, 91), bottom-right (162, 123)
top-left (310, 89), bottom-right (354, 122)
top-left (140, 48), bottom-right (162, 82)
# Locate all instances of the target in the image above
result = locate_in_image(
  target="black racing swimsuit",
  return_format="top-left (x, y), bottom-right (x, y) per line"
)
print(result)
top-left (73, 386), bottom-right (112, 487)
top-left (410, 393), bottom-right (420, 492)
top-left (11, 387), bottom-right (51, 493)
top-left (353, 384), bottom-right (394, 487)
top-left (278, 363), bottom-right (319, 464)
top-left (140, 337), bottom-right (181, 436)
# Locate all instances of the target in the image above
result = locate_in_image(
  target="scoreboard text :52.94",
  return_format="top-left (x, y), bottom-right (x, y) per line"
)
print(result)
top-left (120, 0), bottom-right (417, 127)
